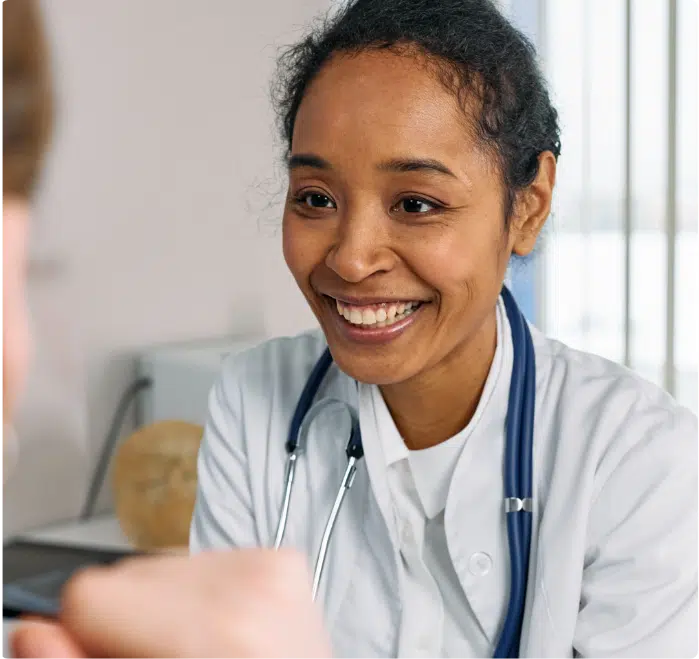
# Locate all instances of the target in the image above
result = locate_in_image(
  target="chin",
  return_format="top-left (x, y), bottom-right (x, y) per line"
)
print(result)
top-left (325, 343), bottom-right (418, 386)
top-left (314, 295), bottom-right (434, 379)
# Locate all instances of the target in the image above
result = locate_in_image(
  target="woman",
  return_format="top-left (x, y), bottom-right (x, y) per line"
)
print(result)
top-left (190, 0), bottom-right (697, 656)
top-left (5, 2), bottom-right (329, 657)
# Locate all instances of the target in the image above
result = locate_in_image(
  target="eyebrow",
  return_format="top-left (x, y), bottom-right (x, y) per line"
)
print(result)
top-left (287, 153), bottom-right (459, 180)
top-left (377, 157), bottom-right (458, 179)
top-left (287, 153), bottom-right (333, 171)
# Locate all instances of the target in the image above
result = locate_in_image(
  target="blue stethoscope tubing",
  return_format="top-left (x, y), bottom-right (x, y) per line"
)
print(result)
top-left (275, 286), bottom-right (535, 658)
top-left (494, 285), bottom-right (535, 658)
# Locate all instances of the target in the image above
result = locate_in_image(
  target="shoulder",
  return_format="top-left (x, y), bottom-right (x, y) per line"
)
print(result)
top-left (532, 326), bottom-right (694, 422)
top-left (224, 328), bottom-right (327, 374)
top-left (196, 329), bottom-right (331, 514)
top-left (217, 328), bottom-right (328, 400)
top-left (192, 330), bottom-right (328, 551)
top-left (530, 326), bottom-right (696, 492)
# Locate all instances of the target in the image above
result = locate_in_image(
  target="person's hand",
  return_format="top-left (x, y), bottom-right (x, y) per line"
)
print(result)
top-left (10, 548), bottom-right (332, 658)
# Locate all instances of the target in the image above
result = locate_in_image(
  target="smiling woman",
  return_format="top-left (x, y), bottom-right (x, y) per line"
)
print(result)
top-left (281, 46), bottom-right (557, 447)
top-left (190, 0), bottom-right (697, 657)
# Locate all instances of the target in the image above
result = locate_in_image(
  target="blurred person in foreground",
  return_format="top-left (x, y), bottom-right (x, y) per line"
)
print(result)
top-left (3, 1), bottom-right (330, 656)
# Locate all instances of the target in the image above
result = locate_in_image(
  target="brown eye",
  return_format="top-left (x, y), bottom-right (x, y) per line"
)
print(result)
top-left (396, 197), bottom-right (438, 213)
top-left (299, 192), bottom-right (335, 209)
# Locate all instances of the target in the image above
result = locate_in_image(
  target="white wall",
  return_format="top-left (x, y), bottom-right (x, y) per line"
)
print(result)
top-left (4, 0), bottom-right (322, 536)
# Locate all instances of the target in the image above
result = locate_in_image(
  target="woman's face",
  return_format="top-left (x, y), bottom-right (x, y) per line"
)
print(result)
top-left (283, 50), bottom-right (552, 386)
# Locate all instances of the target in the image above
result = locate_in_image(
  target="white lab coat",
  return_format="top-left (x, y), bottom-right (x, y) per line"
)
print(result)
top-left (190, 305), bottom-right (697, 658)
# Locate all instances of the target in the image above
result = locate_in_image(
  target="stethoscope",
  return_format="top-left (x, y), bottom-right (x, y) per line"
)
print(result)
top-left (272, 286), bottom-right (535, 658)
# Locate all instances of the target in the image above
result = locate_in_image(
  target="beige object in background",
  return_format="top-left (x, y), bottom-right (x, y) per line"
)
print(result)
top-left (113, 420), bottom-right (203, 551)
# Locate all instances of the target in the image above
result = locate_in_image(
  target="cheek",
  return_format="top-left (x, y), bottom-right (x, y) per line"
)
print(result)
top-left (409, 214), bottom-right (507, 302)
top-left (282, 215), bottom-right (308, 284)
top-left (282, 215), bottom-right (328, 286)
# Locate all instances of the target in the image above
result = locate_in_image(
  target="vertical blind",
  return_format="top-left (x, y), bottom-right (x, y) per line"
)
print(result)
top-left (542, 0), bottom-right (697, 411)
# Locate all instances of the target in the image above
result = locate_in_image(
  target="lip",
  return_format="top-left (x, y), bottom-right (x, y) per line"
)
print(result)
top-left (327, 294), bottom-right (426, 306)
top-left (322, 295), bottom-right (426, 345)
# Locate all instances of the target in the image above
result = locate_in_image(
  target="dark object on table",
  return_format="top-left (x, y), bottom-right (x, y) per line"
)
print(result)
top-left (3, 540), bottom-right (136, 618)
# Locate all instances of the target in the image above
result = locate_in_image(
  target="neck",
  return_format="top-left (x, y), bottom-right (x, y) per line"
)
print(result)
top-left (379, 309), bottom-right (498, 451)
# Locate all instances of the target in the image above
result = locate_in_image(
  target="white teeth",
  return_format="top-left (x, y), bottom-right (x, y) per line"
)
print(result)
top-left (362, 309), bottom-right (377, 325)
top-left (335, 299), bottom-right (422, 328)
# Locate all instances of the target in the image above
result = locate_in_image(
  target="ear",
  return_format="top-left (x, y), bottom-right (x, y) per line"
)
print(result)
top-left (509, 151), bottom-right (557, 257)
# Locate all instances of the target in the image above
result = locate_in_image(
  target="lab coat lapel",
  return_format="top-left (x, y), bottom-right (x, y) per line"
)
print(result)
top-left (445, 412), bottom-right (509, 645)
top-left (445, 302), bottom-right (513, 646)
top-left (356, 383), bottom-right (401, 547)
top-left (309, 376), bottom-right (400, 656)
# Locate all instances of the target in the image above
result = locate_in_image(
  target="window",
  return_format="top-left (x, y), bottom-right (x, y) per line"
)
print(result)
top-left (531, 0), bottom-right (696, 411)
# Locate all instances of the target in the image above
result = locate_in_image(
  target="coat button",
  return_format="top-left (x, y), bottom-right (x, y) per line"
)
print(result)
top-left (469, 552), bottom-right (492, 576)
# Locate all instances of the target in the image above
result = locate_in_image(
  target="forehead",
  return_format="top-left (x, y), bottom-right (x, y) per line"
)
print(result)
top-left (292, 49), bottom-right (484, 169)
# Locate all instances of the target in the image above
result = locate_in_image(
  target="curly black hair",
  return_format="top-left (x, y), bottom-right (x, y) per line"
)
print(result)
top-left (272, 0), bottom-right (561, 222)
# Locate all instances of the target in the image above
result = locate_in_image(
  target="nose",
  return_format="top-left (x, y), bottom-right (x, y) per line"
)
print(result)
top-left (325, 209), bottom-right (396, 283)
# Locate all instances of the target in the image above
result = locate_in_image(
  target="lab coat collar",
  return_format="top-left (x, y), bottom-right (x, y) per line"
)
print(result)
top-left (369, 385), bottom-right (409, 468)
top-left (444, 296), bottom-right (514, 645)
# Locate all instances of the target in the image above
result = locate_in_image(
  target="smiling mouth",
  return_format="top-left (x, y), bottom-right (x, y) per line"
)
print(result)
top-left (329, 297), bottom-right (425, 328)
